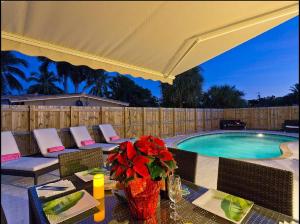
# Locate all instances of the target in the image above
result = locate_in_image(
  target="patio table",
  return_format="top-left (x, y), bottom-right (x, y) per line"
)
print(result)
top-left (28, 176), bottom-right (297, 224)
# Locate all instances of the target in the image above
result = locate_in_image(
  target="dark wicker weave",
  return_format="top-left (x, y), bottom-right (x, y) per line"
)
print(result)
top-left (58, 148), bottom-right (104, 178)
top-left (217, 158), bottom-right (293, 216)
top-left (169, 147), bottom-right (198, 183)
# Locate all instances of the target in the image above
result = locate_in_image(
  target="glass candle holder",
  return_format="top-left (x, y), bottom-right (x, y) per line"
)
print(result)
top-left (93, 173), bottom-right (104, 199)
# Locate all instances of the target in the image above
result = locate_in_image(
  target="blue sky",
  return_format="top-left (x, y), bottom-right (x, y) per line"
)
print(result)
top-left (11, 16), bottom-right (299, 100)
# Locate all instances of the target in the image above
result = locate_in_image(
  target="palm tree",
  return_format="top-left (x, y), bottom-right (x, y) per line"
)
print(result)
top-left (69, 65), bottom-right (90, 93)
top-left (290, 83), bottom-right (299, 95)
top-left (27, 60), bottom-right (63, 94)
top-left (82, 69), bottom-right (109, 97)
top-left (161, 67), bottom-right (204, 108)
top-left (202, 85), bottom-right (246, 108)
top-left (1, 51), bottom-right (28, 95)
top-left (288, 83), bottom-right (299, 105)
top-left (56, 61), bottom-right (74, 93)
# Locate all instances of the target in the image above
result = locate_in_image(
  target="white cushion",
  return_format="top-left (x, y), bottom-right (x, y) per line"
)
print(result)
top-left (99, 124), bottom-right (118, 143)
top-left (285, 125), bottom-right (299, 129)
top-left (70, 126), bottom-right (92, 148)
top-left (79, 143), bottom-right (118, 152)
top-left (33, 128), bottom-right (79, 157)
top-left (1, 131), bottom-right (20, 155)
top-left (1, 157), bottom-right (58, 171)
top-left (44, 149), bottom-right (79, 158)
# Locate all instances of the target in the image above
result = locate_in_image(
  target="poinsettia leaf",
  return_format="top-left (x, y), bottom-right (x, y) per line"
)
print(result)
top-left (124, 176), bottom-right (134, 184)
top-left (147, 162), bottom-right (166, 180)
top-left (164, 160), bottom-right (177, 170)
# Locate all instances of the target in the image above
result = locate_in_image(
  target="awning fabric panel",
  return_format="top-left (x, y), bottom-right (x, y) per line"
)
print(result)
top-left (1, 1), bottom-right (298, 83)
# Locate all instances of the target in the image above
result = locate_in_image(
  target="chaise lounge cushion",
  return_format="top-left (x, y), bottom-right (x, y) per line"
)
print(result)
top-left (109, 136), bottom-right (120, 141)
top-left (1, 131), bottom-right (20, 155)
top-left (43, 149), bottom-right (79, 158)
top-left (99, 124), bottom-right (135, 144)
top-left (70, 126), bottom-right (95, 148)
top-left (1, 157), bottom-right (58, 171)
top-left (70, 126), bottom-right (118, 151)
top-left (33, 128), bottom-right (79, 157)
top-left (79, 143), bottom-right (118, 152)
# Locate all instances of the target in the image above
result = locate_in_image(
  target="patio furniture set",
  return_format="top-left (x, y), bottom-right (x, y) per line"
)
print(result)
top-left (1, 124), bottom-right (297, 223)
top-left (24, 152), bottom-right (296, 224)
top-left (1, 124), bottom-right (128, 185)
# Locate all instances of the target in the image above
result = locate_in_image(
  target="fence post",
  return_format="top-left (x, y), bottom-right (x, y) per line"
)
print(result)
top-left (159, 108), bottom-right (162, 138)
top-left (59, 107), bottom-right (65, 129)
top-left (123, 107), bottom-right (127, 138)
top-left (70, 106), bottom-right (74, 127)
top-left (99, 107), bottom-right (102, 124)
top-left (29, 105), bottom-right (36, 131)
top-left (172, 108), bottom-right (176, 136)
top-left (142, 107), bottom-right (146, 136)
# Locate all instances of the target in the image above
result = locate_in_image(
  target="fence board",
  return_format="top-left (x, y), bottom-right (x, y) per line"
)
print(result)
top-left (101, 107), bottom-right (124, 138)
top-left (195, 109), bottom-right (204, 131)
top-left (160, 108), bottom-right (174, 138)
top-left (144, 108), bottom-right (160, 136)
top-left (174, 108), bottom-right (186, 135)
top-left (124, 107), bottom-right (143, 138)
top-left (185, 109), bottom-right (196, 134)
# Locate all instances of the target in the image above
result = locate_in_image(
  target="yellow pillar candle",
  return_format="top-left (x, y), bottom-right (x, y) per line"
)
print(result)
top-left (94, 198), bottom-right (105, 222)
top-left (93, 174), bottom-right (104, 199)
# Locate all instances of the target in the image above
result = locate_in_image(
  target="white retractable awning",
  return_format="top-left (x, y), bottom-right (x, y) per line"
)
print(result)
top-left (1, 1), bottom-right (298, 83)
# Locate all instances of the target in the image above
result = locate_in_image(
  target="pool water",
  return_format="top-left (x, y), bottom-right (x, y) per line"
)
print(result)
top-left (177, 132), bottom-right (298, 159)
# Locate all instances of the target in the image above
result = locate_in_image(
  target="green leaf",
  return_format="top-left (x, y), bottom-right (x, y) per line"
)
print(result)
top-left (147, 162), bottom-right (166, 180)
top-left (164, 160), bottom-right (177, 170)
top-left (221, 195), bottom-right (252, 222)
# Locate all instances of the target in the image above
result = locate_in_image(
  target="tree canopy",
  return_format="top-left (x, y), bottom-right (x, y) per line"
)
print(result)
top-left (27, 59), bottom-right (63, 95)
top-left (248, 83), bottom-right (299, 107)
top-left (1, 51), bottom-right (28, 95)
top-left (202, 85), bottom-right (247, 108)
top-left (161, 67), bottom-right (204, 108)
top-left (108, 75), bottom-right (159, 107)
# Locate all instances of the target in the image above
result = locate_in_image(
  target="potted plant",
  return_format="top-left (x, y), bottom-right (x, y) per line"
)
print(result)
top-left (107, 135), bottom-right (177, 220)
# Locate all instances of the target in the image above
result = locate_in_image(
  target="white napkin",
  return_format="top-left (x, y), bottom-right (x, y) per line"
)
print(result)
top-left (36, 180), bottom-right (75, 198)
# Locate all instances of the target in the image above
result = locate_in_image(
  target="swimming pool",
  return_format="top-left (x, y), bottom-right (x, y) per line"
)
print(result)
top-left (177, 132), bottom-right (298, 159)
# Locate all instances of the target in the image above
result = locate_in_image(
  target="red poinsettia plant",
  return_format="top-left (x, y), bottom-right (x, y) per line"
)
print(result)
top-left (107, 136), bottom-right (177, 184)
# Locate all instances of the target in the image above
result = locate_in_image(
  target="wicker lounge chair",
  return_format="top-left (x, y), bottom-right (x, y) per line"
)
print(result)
top-left (58, 148), bottom-right (104, 178)
top-left (217, 158), bottom-right (293, 216)
top-left (99, 124), bottom-right (134, 144)
top-left (283, 120), bottom-right (299, 133)
top-left (33, 128), bottom-right (79, 158)
top-left (1, 131), bottom-right (59, 185)
top-left (70, 126), bottom-right (118, 153)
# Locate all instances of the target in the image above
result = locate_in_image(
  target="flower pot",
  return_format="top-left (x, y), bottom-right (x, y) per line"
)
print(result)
top-left (124, 178), bottom-right (160, 220)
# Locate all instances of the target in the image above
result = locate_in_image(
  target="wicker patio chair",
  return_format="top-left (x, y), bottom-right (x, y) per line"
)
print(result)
top-left (58, 148), bottom-right (104, 178)
top-left (217, 158), bottom-right (293, 216)
top-left (168, 148), bottom-right (198, 183)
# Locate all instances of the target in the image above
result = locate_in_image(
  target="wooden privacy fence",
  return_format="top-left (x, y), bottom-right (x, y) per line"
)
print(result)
top-left (1, 105), bottom-right (298, 155)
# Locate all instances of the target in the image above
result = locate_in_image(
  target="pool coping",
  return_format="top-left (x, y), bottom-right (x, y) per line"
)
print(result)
top-left (165, 130), bottom-right (299, 160)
